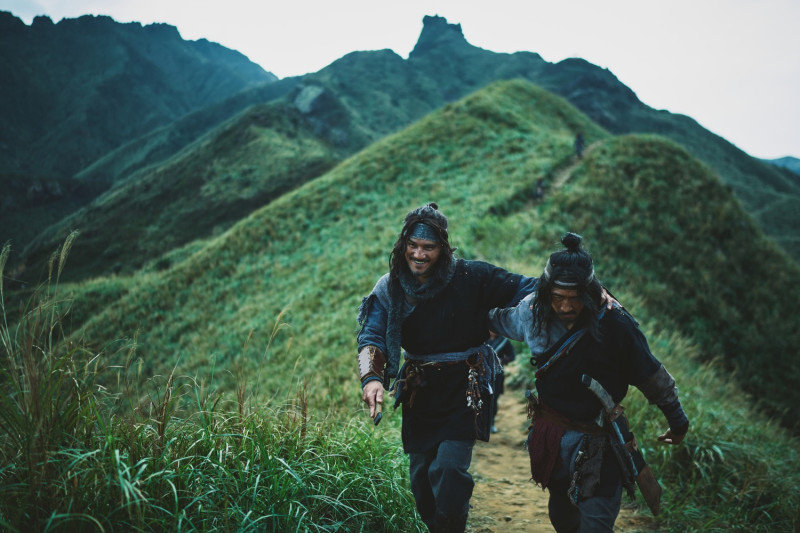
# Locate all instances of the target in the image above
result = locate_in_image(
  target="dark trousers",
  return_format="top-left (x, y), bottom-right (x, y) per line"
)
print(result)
top-left (547, 430), bottom-right (622, 532)
top-left (408, 439), bottom-right (475, 533)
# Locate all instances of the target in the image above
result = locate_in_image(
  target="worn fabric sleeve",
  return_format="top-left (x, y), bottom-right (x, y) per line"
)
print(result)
top-left (607, 309), bottom-right (689, 434)
top-left (636, 365), bottom-right (690, 435)
top-left (473, 260), bottom-right (537, 310)
top-left (488, 292), bottom-right (535, 343)
top-left (355, 278), bottom-right (391, 388)
top-left (357, 292), bottom-right (389, 355)
top-left (511, 275), bottom-right (538, 306)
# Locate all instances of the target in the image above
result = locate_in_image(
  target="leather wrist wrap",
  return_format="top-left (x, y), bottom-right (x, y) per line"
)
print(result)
top-left (358, 346), bottom-right (387, 384)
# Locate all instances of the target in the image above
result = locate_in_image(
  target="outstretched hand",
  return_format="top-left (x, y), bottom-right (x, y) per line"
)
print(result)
top-left (362, 380), bottom-right (384, 420)
top-left (657, 428), bottom-right (686, 445)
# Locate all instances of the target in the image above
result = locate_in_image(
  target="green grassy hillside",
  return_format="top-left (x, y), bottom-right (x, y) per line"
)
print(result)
top-left (18, 102), bottom-right (339, 282)
top-left (618, 103), bottom-right (800, 260)
top-left (72, 78), bottom-right (304, 190)
top-left (3, 79), bottom-right (800, 531)
top-left (0, 11), bottom-right (281, 270)
top-left (767, 156), bottom-right (800, 176)
top-left (68, 80), bottom-right (606, 390)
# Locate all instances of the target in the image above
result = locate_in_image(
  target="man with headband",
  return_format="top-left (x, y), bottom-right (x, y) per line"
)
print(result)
top-left (356, 202), bottom-right (537, 532)
top-left (488, 232), bottom-right (689, 532)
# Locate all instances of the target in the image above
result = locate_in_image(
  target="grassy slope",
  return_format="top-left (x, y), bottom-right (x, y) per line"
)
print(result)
top-left (531, 56), bottom-right (800, 261)
top-left (49, 79), bottom-right (800, 530)
top-left (73, 78), bottom-right (302, 189)
top-left (19, 102), bottom-right (339, 282)
top-left (767, 156), bottom-right (800, 175)
top-left (304, 49), bottom-right (444, 148)
top-left (620, 105), bottom-right (800, 261)
top-left (13, 52), bottom-right (444, 283)
top-left (0, 12), bottom-right (273, 180)
top-left (0, 14), bottom-right (284, 272)
top-left (70, 80), bottom-right (603, 392)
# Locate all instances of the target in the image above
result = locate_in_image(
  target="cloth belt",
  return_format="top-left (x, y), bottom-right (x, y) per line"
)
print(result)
top-left (391, 344), bottom-right (500, 410)
top-left (534, 402), bottom-right (606, 436)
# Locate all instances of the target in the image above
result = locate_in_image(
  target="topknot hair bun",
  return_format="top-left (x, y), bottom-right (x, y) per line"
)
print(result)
top-left (414, 202), bottom-right (447, 230)
top-left (561, 232), bottom-right (583, 251)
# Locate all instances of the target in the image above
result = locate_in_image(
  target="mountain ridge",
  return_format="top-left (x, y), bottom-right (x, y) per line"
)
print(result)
top-left (4, 12), bottom-right (800, 283)
top-left (0, 10), bottom-right (276, 180)
top-left (766, 155), bottom-right (800, 176)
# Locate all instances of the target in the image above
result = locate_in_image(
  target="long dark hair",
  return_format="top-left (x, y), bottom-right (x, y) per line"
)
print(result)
top-left (533, 232), bottom-right (603, 341)
top-left (388, 202), bottom-right (454, 283)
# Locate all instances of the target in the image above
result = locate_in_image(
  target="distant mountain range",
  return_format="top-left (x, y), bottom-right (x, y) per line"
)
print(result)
top-left (2, 11), bottom-right (799, 282)
top-left (0, 11), bottom-right (275, 180)
top-left (766, 156), bottom-right (800, 176)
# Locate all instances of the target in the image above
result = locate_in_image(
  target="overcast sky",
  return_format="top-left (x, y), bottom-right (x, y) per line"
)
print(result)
top-left (3, 0), bottom-right (799, 160)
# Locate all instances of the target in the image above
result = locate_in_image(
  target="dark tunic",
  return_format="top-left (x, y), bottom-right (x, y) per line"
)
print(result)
top-left (490, 296), bottom-right (687, 503)
top-left (534, 308), bottom-right (661, 422)
top-left (401, 260), bottom-right (525, 452)
top-left (528, 308), bottom-right (664, 497)
top-left (358, 259), bottom-right (529, 453)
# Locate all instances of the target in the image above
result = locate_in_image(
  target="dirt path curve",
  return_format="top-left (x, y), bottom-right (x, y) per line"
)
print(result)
top-left (466, 391), bottom-right (655, 532)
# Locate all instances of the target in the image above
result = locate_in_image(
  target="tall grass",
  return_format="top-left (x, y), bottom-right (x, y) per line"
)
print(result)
top-left (0, 239), bottom-right (422, 532)
top-left (618, 318), bottom-right (800, 532)
top-left (0, 234), bottom-right (102, 525)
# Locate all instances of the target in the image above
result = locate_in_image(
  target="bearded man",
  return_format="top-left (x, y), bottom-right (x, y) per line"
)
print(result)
top-left (356, 202), bottom-right (536, 532)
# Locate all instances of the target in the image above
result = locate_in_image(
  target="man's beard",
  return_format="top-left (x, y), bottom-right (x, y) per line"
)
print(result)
top-left (409, 263), bottom-right (433, 281)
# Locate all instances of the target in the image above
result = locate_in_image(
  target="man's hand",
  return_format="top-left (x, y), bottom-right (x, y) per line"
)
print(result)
top-left (657, 428), bottom-right (686, 445)
top-left (600, 287), bottom-right (619, 310)
top-left (362, 380), bottom-right (384, 420)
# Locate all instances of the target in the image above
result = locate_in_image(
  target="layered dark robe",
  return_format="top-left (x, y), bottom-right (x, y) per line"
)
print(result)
top-left (358, 259), bottom-right (534, 453)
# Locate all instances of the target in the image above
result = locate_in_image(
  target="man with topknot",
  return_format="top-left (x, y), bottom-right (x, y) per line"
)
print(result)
top-left (489, 232), bottom-right (689, 532)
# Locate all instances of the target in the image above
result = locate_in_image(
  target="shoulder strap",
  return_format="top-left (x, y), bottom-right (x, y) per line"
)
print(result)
top-left (534, 327), bottom-right (588, 378)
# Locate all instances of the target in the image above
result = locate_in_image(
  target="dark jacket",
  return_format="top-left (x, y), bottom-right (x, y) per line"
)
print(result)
top-left (358, 259), bottom-right (534, 452)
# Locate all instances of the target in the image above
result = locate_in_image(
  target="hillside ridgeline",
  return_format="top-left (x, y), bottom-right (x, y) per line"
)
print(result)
top-left (5, 13), bottom-right (799, 284)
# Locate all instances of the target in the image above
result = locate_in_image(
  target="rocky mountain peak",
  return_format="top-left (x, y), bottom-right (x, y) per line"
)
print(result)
top-left (409, 15), bottom-right (468, 58)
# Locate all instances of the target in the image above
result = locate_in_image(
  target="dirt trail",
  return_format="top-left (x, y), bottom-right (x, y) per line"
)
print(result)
top-left (465, 141), bottom-right (653, 531)
top-left (550, 142), bottom-right (602, 190)
top-left (466, 391), bottom-right (655, 532)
